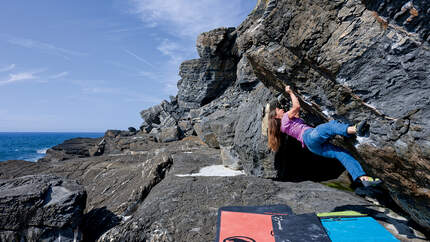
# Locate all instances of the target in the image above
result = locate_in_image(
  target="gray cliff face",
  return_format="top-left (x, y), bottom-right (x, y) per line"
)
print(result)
top-left (178, 28), bottom-right (238, 110)
top-left (237, 0), bottom-right (430, 230)
top-left (139, 0), bottom-right (430, 232)
top-left (0, 175), bottom-right (86, 242)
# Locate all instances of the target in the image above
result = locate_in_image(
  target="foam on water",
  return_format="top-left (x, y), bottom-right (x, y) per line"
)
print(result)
top-left (37, 148), bottom-right (48, 154)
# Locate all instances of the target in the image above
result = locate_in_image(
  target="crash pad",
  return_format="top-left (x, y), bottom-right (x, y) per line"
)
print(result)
top-left (271, 214), bottom-right (331, 242)
top-left (321, 216), bottom-right (399, 242)
top-left (317, 210), bottom-right (367, 218)
top-left (216, 205), bottom-right (292, 242)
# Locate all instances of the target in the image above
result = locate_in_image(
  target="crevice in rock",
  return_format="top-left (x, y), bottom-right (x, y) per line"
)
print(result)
top-left (122, 155), bottom-right (173, 217)
top-left (81, 207), bottom-right (120, 242)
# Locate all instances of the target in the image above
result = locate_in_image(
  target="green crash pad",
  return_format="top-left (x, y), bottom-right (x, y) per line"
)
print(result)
top-left (317, 210), bottom-right (367, 218)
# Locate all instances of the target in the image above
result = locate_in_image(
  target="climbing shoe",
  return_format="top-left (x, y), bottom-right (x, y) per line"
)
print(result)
top-left (355, 120), bottom-right (368, 137)
top-left (360, 177), bottom-right (382, 187)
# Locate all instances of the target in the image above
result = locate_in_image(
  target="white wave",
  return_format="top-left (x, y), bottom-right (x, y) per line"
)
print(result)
top-left (37, 148), bottom-right (48, 154)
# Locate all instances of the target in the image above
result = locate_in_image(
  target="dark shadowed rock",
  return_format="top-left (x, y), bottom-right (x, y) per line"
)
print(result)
top-left (0, 175), bottom-right (86, 242)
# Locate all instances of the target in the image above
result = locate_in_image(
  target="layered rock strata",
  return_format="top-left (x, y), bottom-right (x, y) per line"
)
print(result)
top-left (139, 0), bottom-right (430, 231)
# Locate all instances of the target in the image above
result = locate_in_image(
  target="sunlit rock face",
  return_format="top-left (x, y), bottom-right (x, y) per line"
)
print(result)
top-left (236, 0), bottom-right (430, 230)
top-left (142, 0), bottom-right (430, 231)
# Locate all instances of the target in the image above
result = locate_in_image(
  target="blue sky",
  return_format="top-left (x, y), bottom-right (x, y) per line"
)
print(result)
top-left (0, 0), bottom-right (256, 132)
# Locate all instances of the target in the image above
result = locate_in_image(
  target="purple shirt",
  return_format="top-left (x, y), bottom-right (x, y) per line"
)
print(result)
top-left (280, 113), bottom-right (312, 147)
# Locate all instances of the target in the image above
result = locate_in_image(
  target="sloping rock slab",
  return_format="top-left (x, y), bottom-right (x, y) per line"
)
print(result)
top-left (99, 174), bottom-right (426, 241)
top-left (0, 174), bottom-right (86, 242)
top-left (98, 147), bottom-right (426, 241)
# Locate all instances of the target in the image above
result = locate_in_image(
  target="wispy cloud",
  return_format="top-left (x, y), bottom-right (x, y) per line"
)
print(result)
top-left (106, 26), bottom-right (146, 33)
top-left (138, 70), bottom-right (160, 79)
top-left (129, 0), bottom-right (249, 38)
top-left (49, 71), bottom-right (69, 79)
top-left (80, 85), bottom-right (162, 104)
top-left (156, 39), bottom-right (189, 65)
top-left (0, 70), bottom-right (44, 86)
top-left (123, 93), bottom-right (163, 103)
top-left (123, 48), bottom-right (156, 68)
top-left (153, 38), bottom-right (194, 94)
top-left (7, 36), bottom-right (88, 59)
top-left (83, 87), bottom-right (118, 94)
top-left (0, 64), bottom-right (15, 73)
top-left (127, 0), bottom-right (254, 95)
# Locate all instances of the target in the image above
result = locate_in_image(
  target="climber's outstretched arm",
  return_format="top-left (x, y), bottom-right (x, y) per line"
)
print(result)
top-left (285, 85), bottom-right (300, 119)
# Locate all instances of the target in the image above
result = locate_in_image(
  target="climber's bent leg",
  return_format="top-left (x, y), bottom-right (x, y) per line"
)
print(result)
top-left (318, 143), bottom-right (366, 181)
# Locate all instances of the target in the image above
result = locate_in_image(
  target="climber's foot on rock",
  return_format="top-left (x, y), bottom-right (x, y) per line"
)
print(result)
top-left (355, 120), bottom-right (369, 137)
top-left (359, 176), bottom-right (382, 187)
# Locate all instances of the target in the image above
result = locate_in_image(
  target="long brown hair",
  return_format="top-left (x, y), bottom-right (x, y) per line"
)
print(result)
top-left (268, 106), bottom-right (281, 152)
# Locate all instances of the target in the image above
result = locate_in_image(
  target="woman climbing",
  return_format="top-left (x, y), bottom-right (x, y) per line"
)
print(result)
top-left (268, 85), bottom-right (381, 187)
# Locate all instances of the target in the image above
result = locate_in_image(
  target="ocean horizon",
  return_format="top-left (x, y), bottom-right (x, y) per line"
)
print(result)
top-left (0, 132), bottom-right (104, 162)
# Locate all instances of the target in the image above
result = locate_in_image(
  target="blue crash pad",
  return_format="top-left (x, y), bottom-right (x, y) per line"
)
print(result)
top-left (321, 216), bottom-right (399, 242)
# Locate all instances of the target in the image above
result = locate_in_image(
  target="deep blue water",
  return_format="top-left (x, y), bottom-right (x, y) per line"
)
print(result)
top-left (0, 132), bottom-right (104, 162)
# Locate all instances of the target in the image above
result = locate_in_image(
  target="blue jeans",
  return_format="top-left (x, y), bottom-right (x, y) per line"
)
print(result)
top-left (302, 120), bottom-right (366, 181)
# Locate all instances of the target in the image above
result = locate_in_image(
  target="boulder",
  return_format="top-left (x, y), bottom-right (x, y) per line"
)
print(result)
top-left (0, 175), bottom-right (86, 242)
top-left (156, 126), bottom-right (182, 143)
top-left (39, 137), bottom-right (103, 162)
top-left (236, 0), bottom-right (430, 230)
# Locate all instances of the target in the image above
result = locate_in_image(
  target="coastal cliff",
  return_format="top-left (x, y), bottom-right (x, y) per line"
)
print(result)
top-left (141, 0), bottom-right (430, 232)
top-left (0, 0), bottom-right (429, 241)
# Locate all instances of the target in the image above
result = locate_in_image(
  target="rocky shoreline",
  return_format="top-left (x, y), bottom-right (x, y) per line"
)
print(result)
top-left (1, 134), bottom-right (428, 241)
top-left (1, 0), bottom-right (429, 241)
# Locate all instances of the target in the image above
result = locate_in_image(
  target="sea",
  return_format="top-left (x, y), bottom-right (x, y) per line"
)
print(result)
top-left (0, 132), bottom-right (104, 162)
